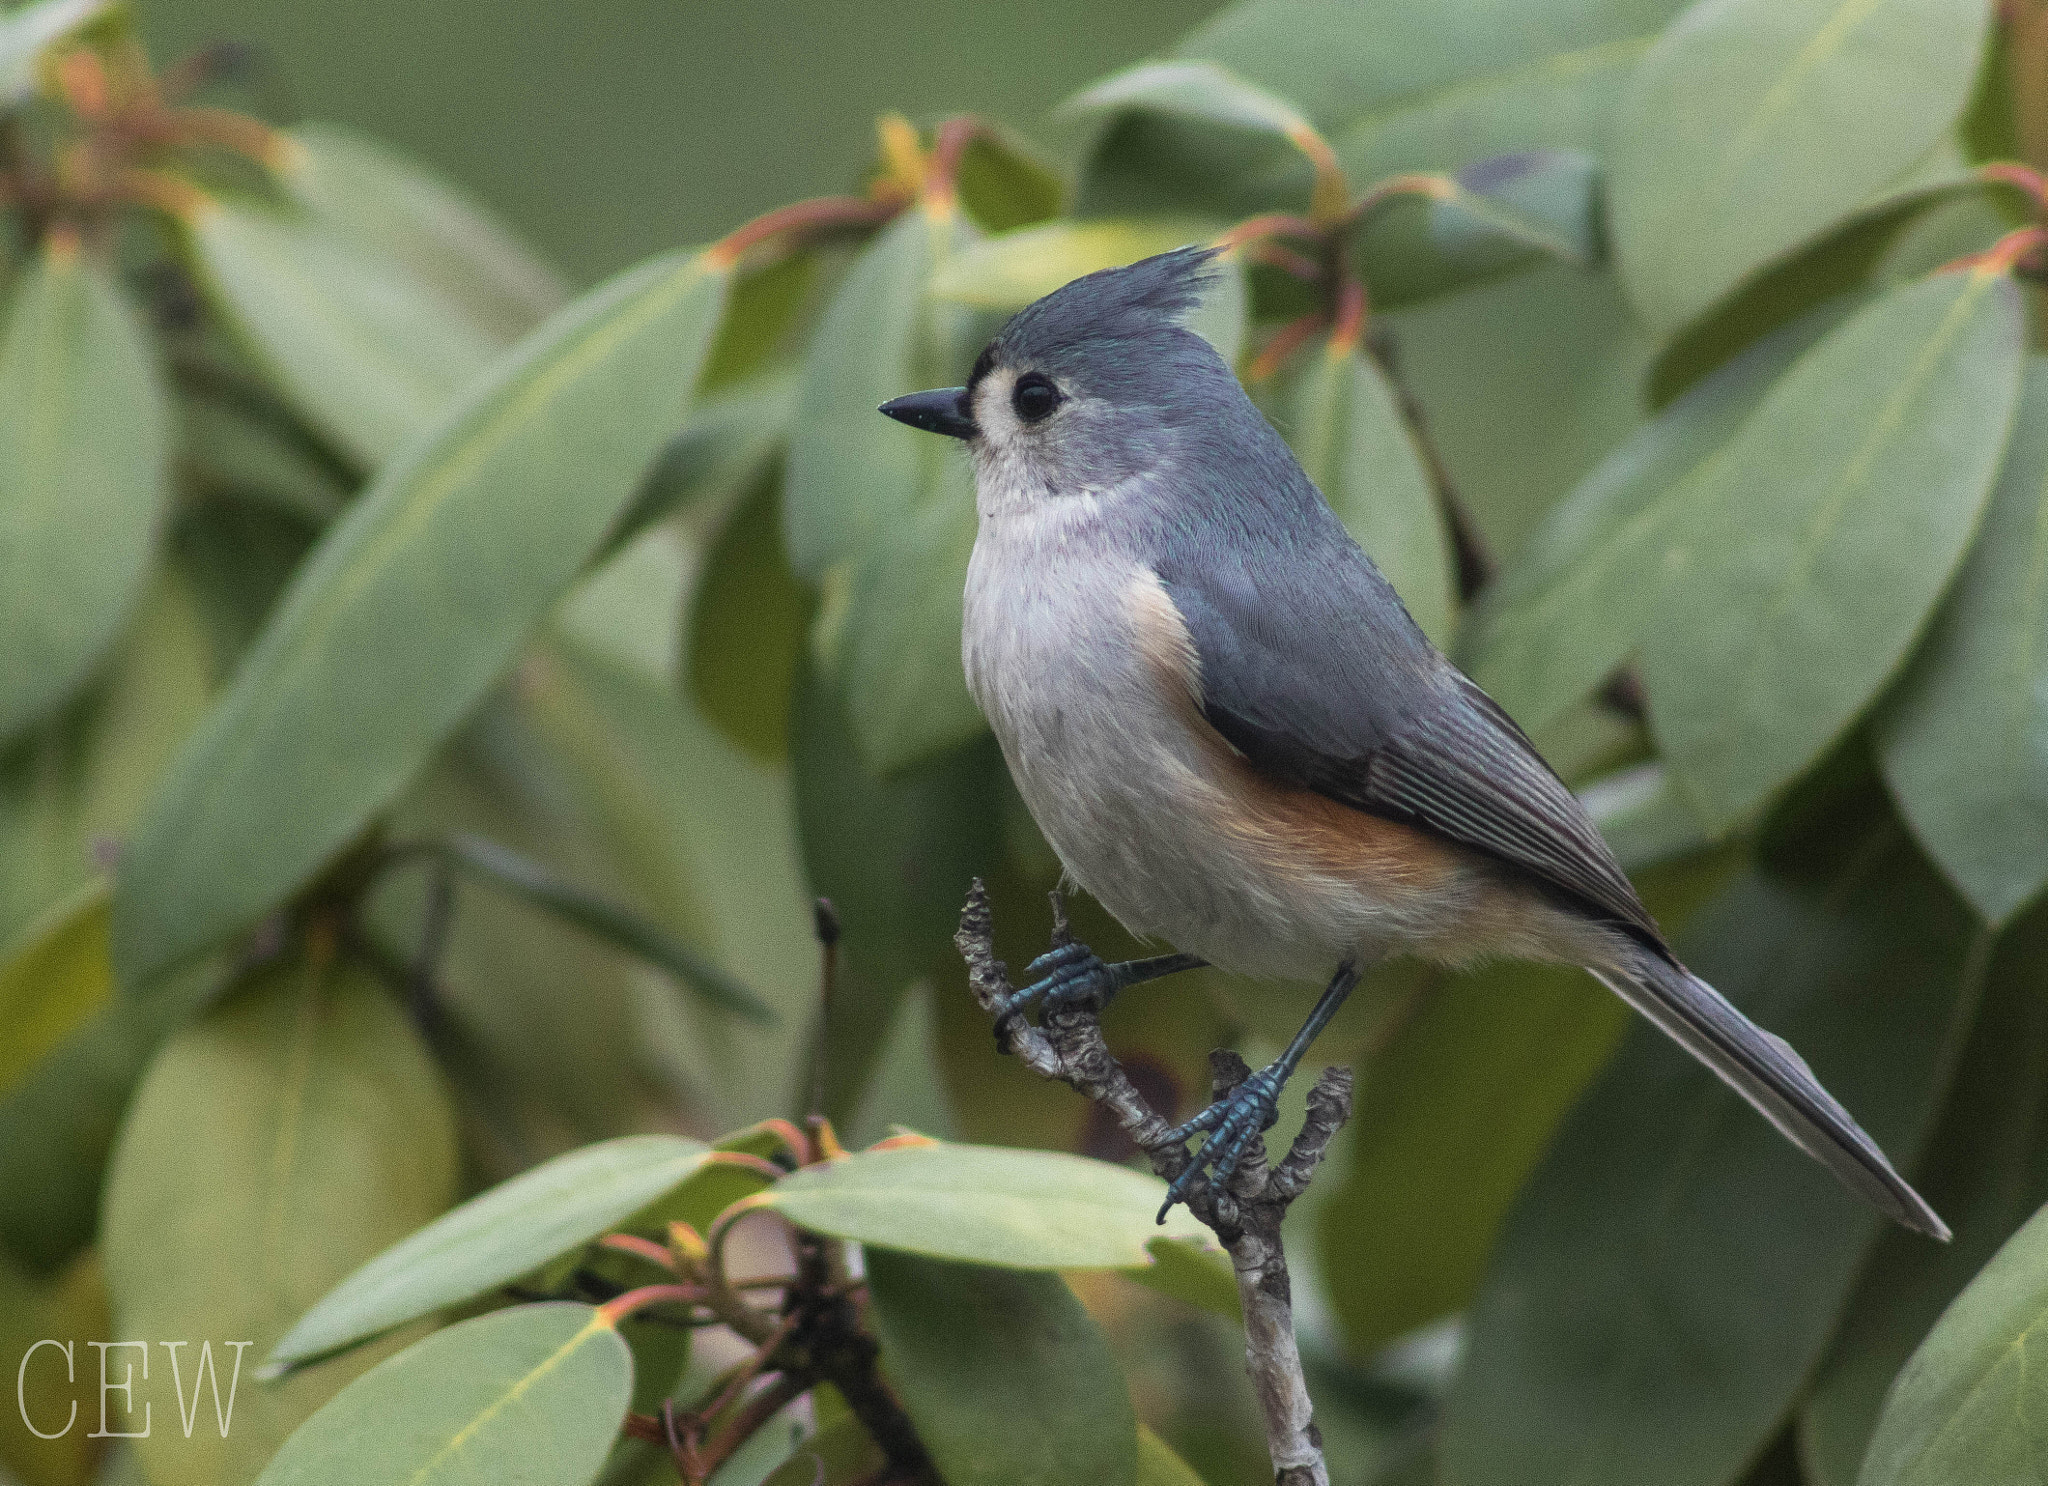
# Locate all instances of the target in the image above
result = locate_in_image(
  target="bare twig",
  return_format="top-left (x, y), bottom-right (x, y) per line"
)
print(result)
top-left (955, 881), bottom-right (1353, 1486)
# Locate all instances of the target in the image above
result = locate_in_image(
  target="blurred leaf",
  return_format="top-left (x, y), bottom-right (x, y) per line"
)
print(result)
top-left (180, 197), bottom-right (502, 470)
top-left (1137, 1426), bottom-right (1209, 1486)
top-left (176, 388), bottom-right (352, 528)
top-left (0, 0), bottom-right (108, 104)
top-left (832, 460), bottom-right (982, 772)
top-left (0, 1249), bottom-right (108, 1486)
top-left (1122, 1235), bottom-right (1240, 1322)
top-left (115, 248), bottom-right (730, 989)
top-left (1444, 815), bottom-right (1988, 1486)
top-left (1462, 299), bottom-right (1845, 735)
top-left (685, 474), bottom-right (807, 762)
top-left (930, 219), bottom-right (1217, 310)
top-left (759, 1417), bottom-right (884, 1486)
top-left (1581, 762), bottom-right (1713, 875)
top-left (103, 951), bottom-right (458, 1486)
top-left (1316, 961), bottom-right (1628, 1358)
top-left (252, 1304), bottom-right (631, 1486)
top-left (611, 369), bottom-right (796, 554)
top-left (269, 1132), bottom-right (708, 1371)
top-left (1877, 359), bottom-right (2048, 924)
top-left (788, 656), bottom-right (1002, 1122)
top-left (1644, 269), bottom-right (2024, 829)
top-left (440, 832), bottom-right (771, 1022)
top-left (1858, 1196), bottom-right (2048, 1483)
top-left (1610, 0), bottom-right (1991, 331)
top-left (784, 203), bottom-right (974, 580)
top-left (0, 879), bottom-right (107, 1095)
top-left (764, 1141), bottom-right (1213, 1268)
top-left (866, 1251), bottom-right (1137, 1486)
top-left (278, 121), bottom-right (568, 342)
top-left (955, 126), bottom-right (1065, 234)
top-left (0, 240), bottom-right (169, 743)
top-left (1067, 58), bottom-right (1317, 144)
top-left (1283, 335), bottom-right (1455, 646)
top-left (1800, 907), bottom-right (2048, 1485)
top-left (699, 252), bottom-right (818, 393)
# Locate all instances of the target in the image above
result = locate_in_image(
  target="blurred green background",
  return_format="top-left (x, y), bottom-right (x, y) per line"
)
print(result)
top-left (140, 0), bottom-right (1215, 282)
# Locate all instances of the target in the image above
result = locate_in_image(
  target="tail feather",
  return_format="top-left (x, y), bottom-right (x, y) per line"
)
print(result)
top-left (1588, 955), bottom-right (1949, 1241)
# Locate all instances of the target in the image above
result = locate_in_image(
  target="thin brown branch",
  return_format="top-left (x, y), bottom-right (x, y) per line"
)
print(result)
top-left (955, 881), bottom-right (1353, 1486)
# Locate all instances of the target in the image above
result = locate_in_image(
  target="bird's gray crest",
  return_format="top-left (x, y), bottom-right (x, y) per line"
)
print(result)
top-left (972, 245), bottom-right (1222, 394)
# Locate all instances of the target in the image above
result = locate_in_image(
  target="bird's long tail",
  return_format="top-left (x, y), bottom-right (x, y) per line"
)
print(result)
top-left (1588, 950), bottom-right (1949, 1240)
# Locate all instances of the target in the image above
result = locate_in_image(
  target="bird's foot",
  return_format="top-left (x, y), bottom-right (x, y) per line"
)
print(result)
top-left (996, 940), bottom-right (1125, 1026)
top-left (1157, 1064), bottom-right (1286, 1221)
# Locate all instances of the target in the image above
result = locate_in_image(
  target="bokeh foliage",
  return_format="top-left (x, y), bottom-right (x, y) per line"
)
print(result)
top-left (4, 0), bottom-right (2048, 1484)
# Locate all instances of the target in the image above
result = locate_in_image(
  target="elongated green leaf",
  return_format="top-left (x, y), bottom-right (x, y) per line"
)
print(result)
top-left (1801, 909), bottom-right (2048, 1486)
top-left (1878, 360), bottom-right (2048, 924)
top-left (788, 657), bottom-right (1002, 1122)
top-left (954, 126), bottom-right (1065, 234)
top-left (1067, 58), bottom-right (1317, 144)
top-left (760, 1417), bottom-right (885, 1486)
top-left (0, 0), bottom-right (108, 103)
top-left (833, 459), bottom-right (983, 772)
top-left (1444, 814), bottom-right (1987, 1486)
top-left (441, 832), bottom-right (771, 1022)
top-left (1284, 335), bottom-right (1455, 646)
top-left (930, 220), bottom-right (1218, 310)
top-left (114, 248), bottom-right (729, 988)
top-left (1137, 1427), bottom-right (1209, 1486)
top-left (181, 198), bottom-right (502, 471)
top-left (784, 204), bottom-right (973, 580)
top-left (104, 953), bottom-right (458, 1486)
top-left (254, 1304), bottom-right (630, 1486)
top-left (1610, 0), bottom-right (1990, 330)
top-left (614, 369), bottom-right (794, 553)
top-left (1462, 299), bottom-right (1846, 734)
top-left (269, 1132), bottom-right (708, 1371)
top-left (1316, 961), bottom-right (1627, 1357)
top-left (0, 880), bottom-right (107, 1095)
top-left (1859, 1186), bottom-right (2048, 1483)
top-left (1644, 269), bottom-right (2024, 829)
top-left (685, 474), bottom-right (807, 762)
top-left (0, 241), bottom-right (169, 742)
top-left (867, 1251), bottom-right (1137, 1486)
top-left (764, 1141), bottom-right (1212, 1268)
top-left (277, 122), bottom-right (568, 343)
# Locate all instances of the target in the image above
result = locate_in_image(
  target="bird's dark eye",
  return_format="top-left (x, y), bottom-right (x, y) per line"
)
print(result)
top-left (1011, 373), bottom-right (1061, 424)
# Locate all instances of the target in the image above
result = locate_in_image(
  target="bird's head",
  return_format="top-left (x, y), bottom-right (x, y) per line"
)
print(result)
top-left (878, 245), bottom-right (1241, 511)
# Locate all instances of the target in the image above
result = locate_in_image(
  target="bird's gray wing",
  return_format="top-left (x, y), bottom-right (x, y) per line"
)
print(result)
top-left (1154, 543), bottom-right (1665, 950)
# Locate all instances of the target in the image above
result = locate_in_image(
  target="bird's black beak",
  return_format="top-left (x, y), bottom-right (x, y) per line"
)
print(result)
top-left (879, 387), bottom-right (977, 440)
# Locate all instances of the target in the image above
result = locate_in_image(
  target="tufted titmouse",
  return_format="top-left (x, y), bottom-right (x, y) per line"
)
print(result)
top-left (878, 247), bottom-right (1944, 1237)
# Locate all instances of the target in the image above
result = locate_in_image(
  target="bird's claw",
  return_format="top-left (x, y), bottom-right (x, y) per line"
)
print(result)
top-left (996, 940), bottom-right (1123, 1024)
top-left (1156, 1067), bottom-right (1285, 1222)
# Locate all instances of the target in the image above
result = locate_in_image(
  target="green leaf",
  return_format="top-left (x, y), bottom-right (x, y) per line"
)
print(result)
top-left (760, 1417), bottom-right (885, 1486)
top-left (1315, 961), bottom-right (1628, 1357)
top-left (253, 1304), bottom-right (631, 1486)
top-left (788, 657), bottom-right (1003, 1122)
top-left (1800, 908), bottom-right (2048, 1486)
top-left (954, 126), bottom-right (1065, 234)
top-left (0, 1249), bottom-right (107, 1486)
top-left (268, 1132), bottom-right (709, 1372)
top-left (103, 952), bottom-right (458, 1486)
top-left (764, 1141), bottom-right (1213, 1269)
top-left (440, 833), bottom-right (772, 1022)
top-left (1643, 268), bottom-right (2025, 829)
top-left (1858, 1217), bottom-right (2048, 1485)
top-left (613, 370), bottom-right (795, 554)
top-left (832, 459), bottom-right (983, 773)
top-left (277, 122), bottom-right (568, 343)
top-left (113, 248), bottom-right (730, 988)
top-left (930, 219), bottom-right (1219, 311)
top-left (1137, 1427), bottom-right (1210, 1486)
top-left (866, 1251), bottom-right (1138, 1486)
top-left (1282, 335), bottom-right (1455, 646)
top-left (1877, 359), bottom-right (2048, 924)
top-left (1443, 815), bottom-right (1988, 1486)
top-left (684, 472), bottom-right (807, 762)
top-left (0, 880), bottom-right (108, 1096)
top-left (1122, 1235), bottom-right (1240, 1322)
top-left (1067, 58), bottom-right (1317, 144)
top-left (0, 240), bottom-right (170, 742)
top-left (0, 0), bottom-right (109, 104)
top-left (784, 204), bottom-right (975, 580)
top-left (1461, 298), bottom-right (1846, 735)
top-left (1610, 0), bottom-right (1992, 330)
top-left (181, 197), bottom-right (503, 471)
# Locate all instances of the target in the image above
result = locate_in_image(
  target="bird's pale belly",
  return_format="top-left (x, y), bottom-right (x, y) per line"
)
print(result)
top-left (964, 551), bottom-right (1480, 982)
